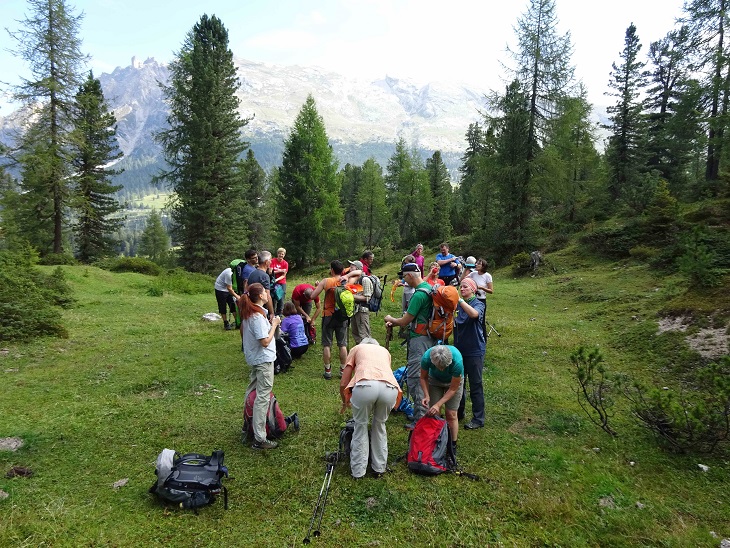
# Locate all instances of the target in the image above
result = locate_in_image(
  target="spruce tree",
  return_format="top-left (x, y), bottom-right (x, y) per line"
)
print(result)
top-left (70, 72), bottom-right (124, 262)
top-left (355, 158), bottom-right (389, 250)
top-left (138, 210), bottom-right (170, 263)
top-left (277, 95), bottom-right (342, 267)
top-left (605, 23), bottom-right (649, 210)
top-left (242, 149), bottom-right (270, 250)
top-left (8, 0), bottom-right (87, 255)
top-left (156, 14), bottom-right (250, 274)
top-left (426, 151), bottom-right (452, 239)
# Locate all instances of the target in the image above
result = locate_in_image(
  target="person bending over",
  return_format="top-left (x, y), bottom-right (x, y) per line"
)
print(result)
top-left (419, 345), bottom-right (464, 453)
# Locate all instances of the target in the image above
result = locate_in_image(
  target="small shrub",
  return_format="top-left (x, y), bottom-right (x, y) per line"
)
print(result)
top-left (629, 245), bottom-right (659, 261)
top-left (571, 346), bottom-right (617, 437)
top-left (156, 269), bottom-right (211, 295)
top-left (623, 357), bottom-right (730, 453)
top-left (678, 228), bottom-right (724, 288)
top-left (511, 252), bottom-right (532, 276)
top-left (147, 285), bottom-right (164, 297)
top-left (41, 266), bottom-right (77, 309)
top-left (39, 253), bottom-right (77, 266)
top-left (108, 257), bottom-right (162, 276)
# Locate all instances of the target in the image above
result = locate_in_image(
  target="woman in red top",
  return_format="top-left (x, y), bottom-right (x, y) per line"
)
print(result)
top-left (270, 247), bottom-right (289, 316)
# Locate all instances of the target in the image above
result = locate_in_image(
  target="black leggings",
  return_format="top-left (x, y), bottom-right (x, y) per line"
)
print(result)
top-left (291, 344), bottom-right (309, 359)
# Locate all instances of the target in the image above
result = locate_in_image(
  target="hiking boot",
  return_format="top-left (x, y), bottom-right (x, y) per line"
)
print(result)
top-left (251, 438), bottom-right (278, 450)
top-left (289, 413), bottom-right (300, 431)
top-left (464, 420), bottom-right (483, 430)
top-left (224, 320), bottom-right (232, 330)
top-left (323, 367), bottom-right (332, 380)
top-left (338, 366), bottom-right (345, 378)
top-left (404, 421), bottom-right (416, 431)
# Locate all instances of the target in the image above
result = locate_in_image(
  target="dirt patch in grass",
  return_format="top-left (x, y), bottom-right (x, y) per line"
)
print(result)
top-left (0, 437), bottom-right (23, 451)
top-left (657, 315), bottom-right (729, 359)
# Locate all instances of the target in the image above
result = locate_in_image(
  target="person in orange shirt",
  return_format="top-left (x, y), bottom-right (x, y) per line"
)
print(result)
top-left (340, 338), bottom-right (402, 479)
top-left (310, 260), bottom-right (349, 380)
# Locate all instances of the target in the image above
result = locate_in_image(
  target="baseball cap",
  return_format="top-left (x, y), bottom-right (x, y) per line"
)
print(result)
top-left (465, 256), bottom-right (477, 267)
top-left (398, 263), bottom-right (421, 277)
top-left (348, 260), bottom-right (363, 270)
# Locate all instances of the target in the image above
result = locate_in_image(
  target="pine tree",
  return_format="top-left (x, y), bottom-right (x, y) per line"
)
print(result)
top-left (679, 0), bottom-right (730, 192)
top-left (426, 151), bottom-right (452, 239)
top-left (277, 95), bottom-right (342, 267)
top-left (70, 72), bottom-right (124, 262)
top-left (605, 23), bottom-right (649, 210)
top-left (138, 210), bottom-right (169, 263)
top-left (156, 14), bottom-right (250, 274)
top-left (355, 158), bottom-right (389, 249)
top-left (8, 0), bottom-right (87, 255)
top-left (339, 163), bottom-right (363, 252)
top-left (242, 149), bottom-right (271, 250)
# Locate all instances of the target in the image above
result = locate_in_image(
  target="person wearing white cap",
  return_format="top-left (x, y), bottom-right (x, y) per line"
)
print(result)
top-left (468, 258), bottom-right (493, 338)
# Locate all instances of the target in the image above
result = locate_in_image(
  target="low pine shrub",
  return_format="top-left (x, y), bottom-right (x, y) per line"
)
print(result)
top-left (108, 257), bottom-right (162, 276)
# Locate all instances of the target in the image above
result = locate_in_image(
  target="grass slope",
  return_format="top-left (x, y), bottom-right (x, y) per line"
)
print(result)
top-left (0, 254), bottom-right (728, 547)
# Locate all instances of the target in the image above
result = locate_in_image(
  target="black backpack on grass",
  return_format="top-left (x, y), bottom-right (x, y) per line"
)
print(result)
top-left (149, 449), bottom-right (229, 511)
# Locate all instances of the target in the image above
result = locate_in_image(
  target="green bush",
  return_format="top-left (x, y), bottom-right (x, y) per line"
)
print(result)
top-left (41, 266), bottom-right (77, 309)
top-left (0, 250), bottom-right (70, 341)
top-left (39, 253), bottom-right (77, 266)
top-left (629, 245), bottom-right (659, 261)
top-left (107, 257), bottom-right (162, 276)
top-left (511, 252), bottom-right (532, 276)
top-left (151, 269), bottom-right (211, 295)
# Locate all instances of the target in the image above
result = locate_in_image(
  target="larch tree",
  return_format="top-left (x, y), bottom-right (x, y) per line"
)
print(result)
top-left (8, 0), bottom-right (87, 255)
top-left (69, 72), bottom-right (124, 262)
top-left (156, 14), bottom-right (250, 274)
top-left (276, 94), bottom-right (342, 267)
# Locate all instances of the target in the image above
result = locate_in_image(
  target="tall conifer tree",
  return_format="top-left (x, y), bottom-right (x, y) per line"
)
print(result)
top-left (156, 14), bottom-right (250, 274)
top-left (9, 0), bottom-right (87, 255)
top-left (277, 95), bottom-right (342, 266)
top-left (355, 158), bottom-right (388, 250)
top-left (138, 210), bottom-right (170, 263)
top-left (70, 72), bottom-right (124, 262)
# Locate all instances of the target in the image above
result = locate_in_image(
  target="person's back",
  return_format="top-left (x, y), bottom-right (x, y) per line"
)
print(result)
top-left (281, 314), bottom-right (308, 349)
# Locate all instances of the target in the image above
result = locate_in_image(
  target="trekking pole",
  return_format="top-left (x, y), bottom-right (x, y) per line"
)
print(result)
top-left (313, 458), bottom-right (336, 538)
top-left (486, 321), bottom-right (501, 338)
top-left (304, 464), bottom-right (329, 544)
top-left (385, 323), bottom-right (393, 350)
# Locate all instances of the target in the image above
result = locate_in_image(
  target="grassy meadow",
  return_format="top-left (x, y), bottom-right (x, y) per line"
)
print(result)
top-left (1, 250), bottom-right (729, 547)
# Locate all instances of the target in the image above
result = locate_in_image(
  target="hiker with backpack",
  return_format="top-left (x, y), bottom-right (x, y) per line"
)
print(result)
top-left (339, 337), bottom-right (402, 479)
top-left (453, 277), bottom-right (486, 430)
top-left (310, 260), bottom-right (351, 380)
top-left (349, 260), bottom-right (373, 344)
top-left (239, 282), bottom-right (282, 450)
top-left (214, 265), bottom-right (240, 331)
top-left (419, 345), bottom-right (464, 452)
top-left (384, 262), bottom-right (435, 427)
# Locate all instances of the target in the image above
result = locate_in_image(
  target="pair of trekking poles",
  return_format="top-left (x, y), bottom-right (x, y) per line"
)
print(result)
top-left (303, 451), bottom-right (340, 544)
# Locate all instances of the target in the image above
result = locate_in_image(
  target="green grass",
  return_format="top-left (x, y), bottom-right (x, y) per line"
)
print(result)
top-left (1, 254), bottom-right (728, 546)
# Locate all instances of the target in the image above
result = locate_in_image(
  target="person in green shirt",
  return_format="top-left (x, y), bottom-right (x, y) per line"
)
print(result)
top-left (384, 263), bottom-right (434, 428)
top-left (419, 345), bottom-right (464, 450)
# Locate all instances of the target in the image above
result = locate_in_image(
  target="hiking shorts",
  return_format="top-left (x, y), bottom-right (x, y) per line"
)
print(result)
top-left (428, 376), bottom-right (465, 411)
top-left (322, 315), bottom-right (348, 348)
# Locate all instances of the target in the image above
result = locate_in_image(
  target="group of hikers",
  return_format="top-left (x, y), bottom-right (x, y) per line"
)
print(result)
top-left (213, 243), bottom-right (494, 478)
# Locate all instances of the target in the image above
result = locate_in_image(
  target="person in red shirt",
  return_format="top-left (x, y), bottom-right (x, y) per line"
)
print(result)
top-left (291, 283), bottom-right (321, 325)
top-left (270, 247), bottom-right (289, 316)
top-left (359, 250), bottom-right (374, 276)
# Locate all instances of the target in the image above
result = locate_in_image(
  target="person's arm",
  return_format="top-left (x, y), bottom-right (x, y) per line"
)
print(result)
top-left (310, 298), bottom-right (322, 323)
top-left (436, 255), bottom-right (452, 266)
top-left (257, 315), bottom-right (281, 347)
top-left (458, 297), bottom-right (479, 319)
top-left (419, 368), bottom-right (430, 410)
top-left (342, 270), bottom-right (362, 284)
top-left (339, 363), bottom-right (355, 413)
top-left (265, 290), bottom-right (274, 318)
top-left (354, 279), bottom-right (373, 304)
top-left (226, 283), bottom-right (239, 300)
top-left (309, 278), bottom-right (327, 300)
top-left (293, 298), bottom-right (307, 320)
top-left (384, 311), bottom-right (415, 328)
top-left (426, 376), bottom-right (462, 416)
top-left (485, 281), bottom-right (493, 294)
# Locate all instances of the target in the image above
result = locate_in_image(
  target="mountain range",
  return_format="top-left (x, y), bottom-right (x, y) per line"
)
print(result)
top-left (1, 56), bottom-right (490, 191)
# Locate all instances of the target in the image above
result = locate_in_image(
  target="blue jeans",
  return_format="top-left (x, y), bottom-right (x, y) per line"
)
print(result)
top-left (458, 355), bottom-right (485, 425)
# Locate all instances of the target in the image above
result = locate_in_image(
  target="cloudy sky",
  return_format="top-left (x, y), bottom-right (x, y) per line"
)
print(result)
top-left (1, 0), bottom-right (684, 112)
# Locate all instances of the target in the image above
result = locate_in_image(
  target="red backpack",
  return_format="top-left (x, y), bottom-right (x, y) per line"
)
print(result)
top-left (413, 285), bottom-right (459, 342)
top-left (406, 416), bottom-right (456, 475)
top-left (243, 390), bottom-right (299, 440)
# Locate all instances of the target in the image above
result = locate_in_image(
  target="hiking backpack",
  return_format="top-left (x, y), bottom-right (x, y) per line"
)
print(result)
top-left (392, 366), bottom-right (415, 420)
top-left (229, 259), bottom-right (245, 293)
top-left (406, 416), bottom-right (456, 475)
top-left (414, 285), bottom-right (460, 342)
top-left (149, 449), bottom-right (229, 510)
top-left (338, 419), bottom-right (355, 459)
top-left (359, 274), bottom-right (386, 313)
top-left (331, 284), bottom-right (355, 325)
top-left (274, 335), bottom-right (292, 374)
top-left (243, 390), bottom-right (299, 440)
